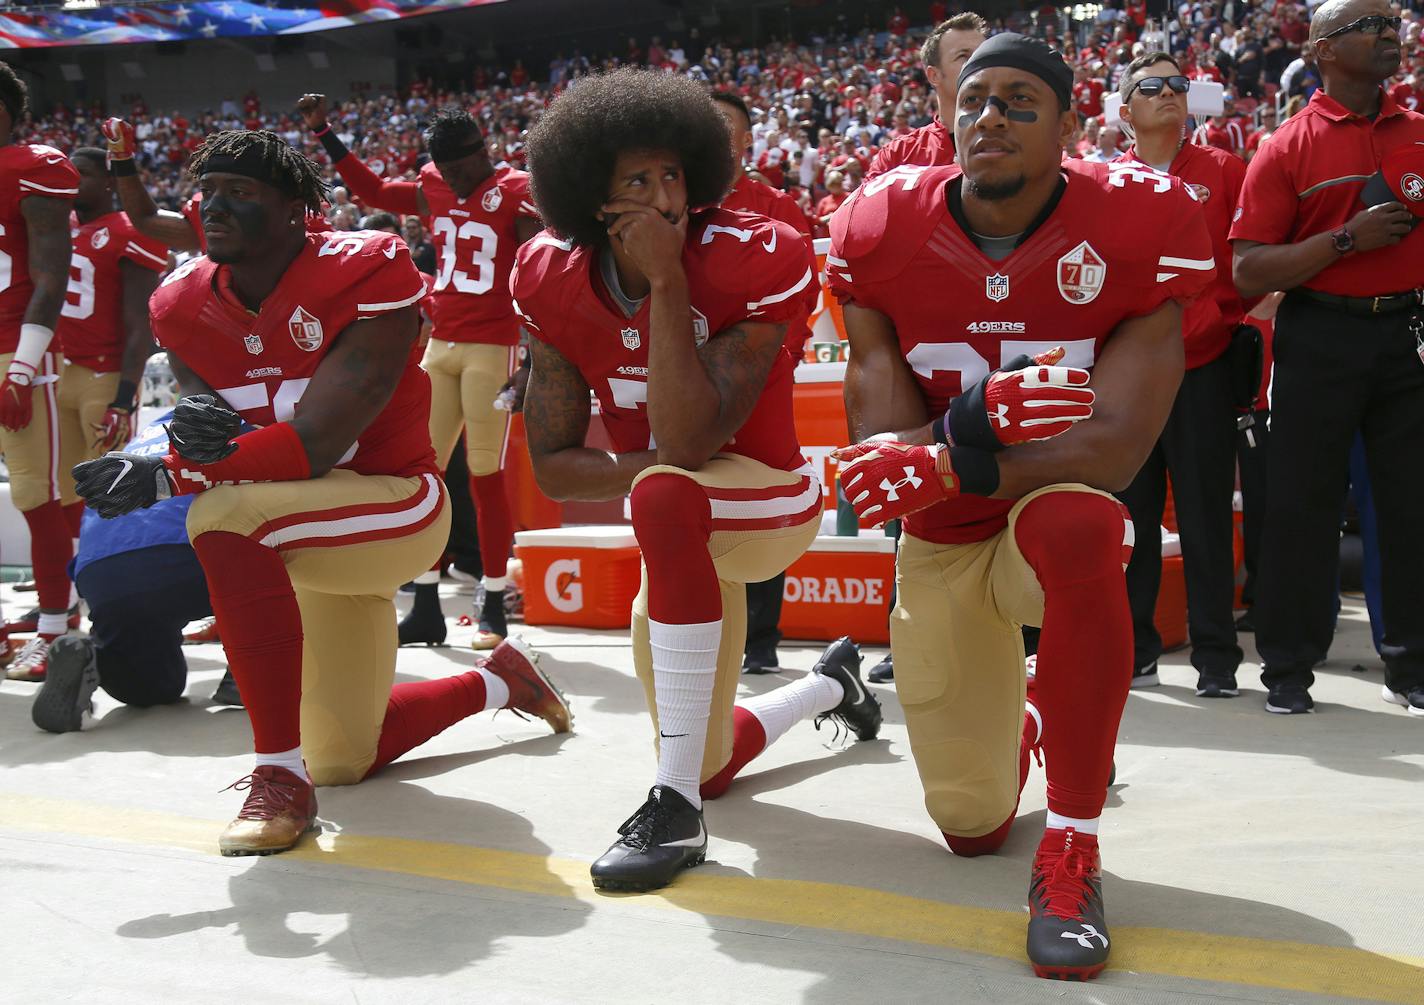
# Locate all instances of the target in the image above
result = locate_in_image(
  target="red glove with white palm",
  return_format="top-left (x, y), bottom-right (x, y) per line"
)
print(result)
top-left (833, 435), bottom-right (960, 524)
top-left (101, 118), bottom-right (137, 168)
top-left (941, 346), bottom-right (1095, 450)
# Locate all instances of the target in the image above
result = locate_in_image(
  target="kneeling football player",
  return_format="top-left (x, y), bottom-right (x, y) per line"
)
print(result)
top-left (827, 35), bottom-right (1215, 979)
top-left (74, 130), bottom-right (571, 857)
top-left (515, 69), bottom-right (883, 892)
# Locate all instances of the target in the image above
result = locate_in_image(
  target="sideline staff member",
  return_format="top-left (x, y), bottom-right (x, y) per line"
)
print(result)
top-left (1232, 0), bottom-right (1424, 716)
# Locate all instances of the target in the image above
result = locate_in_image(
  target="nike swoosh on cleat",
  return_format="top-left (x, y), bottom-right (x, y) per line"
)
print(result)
top-left (840, 670), bottom-right (867, 707)
top-left (106, 459), bottom-right (133, 494)
top-left (661, 822), bottom-right (706, 848)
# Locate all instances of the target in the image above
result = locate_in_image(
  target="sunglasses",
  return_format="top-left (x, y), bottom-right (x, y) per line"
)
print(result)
top-left (1127, 74), bottom-right (1191, 99)
top-left (1323, 14), bottom-right (1402, 39)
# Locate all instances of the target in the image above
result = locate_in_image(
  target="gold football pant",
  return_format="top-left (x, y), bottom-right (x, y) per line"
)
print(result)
top-left (0, 352), bottom-right (64, 512)
top-left (57, 361), bottom-right (120, 500)
top-left (423, 339), bottom-right (514, 475)
top-left (629, 454), bottom-right (822, 780)
top-left (187, 469), bottom-right (451, 784)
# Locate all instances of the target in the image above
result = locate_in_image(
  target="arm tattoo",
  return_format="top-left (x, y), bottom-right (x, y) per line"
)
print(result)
top-left (699, 322), bottom-right (785, 433)
top-left (525, 339), bottom-right (592, 458)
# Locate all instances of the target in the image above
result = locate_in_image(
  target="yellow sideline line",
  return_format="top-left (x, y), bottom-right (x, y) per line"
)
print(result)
top-left (2, 793), bottom-right (1420, 1002)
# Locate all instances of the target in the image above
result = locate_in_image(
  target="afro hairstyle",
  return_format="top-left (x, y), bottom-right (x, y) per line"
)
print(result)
top-left (525, 67), bottom-right (733, 248)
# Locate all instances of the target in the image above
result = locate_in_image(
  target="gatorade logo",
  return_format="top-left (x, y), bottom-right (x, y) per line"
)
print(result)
top-left (782, 576), bottom-right (885, 606)
top-left (545, 559), bottom-right (583, 613)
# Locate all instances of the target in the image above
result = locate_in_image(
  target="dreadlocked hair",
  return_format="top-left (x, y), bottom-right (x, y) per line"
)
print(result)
top-left (0, 61), bottom-right (28, 125)
top-left (187, 129), bottom-right (329, 214)
top-left (424, 106), bottom-right (485, 163)
top-left (526, 67), bottom-right (733, 248)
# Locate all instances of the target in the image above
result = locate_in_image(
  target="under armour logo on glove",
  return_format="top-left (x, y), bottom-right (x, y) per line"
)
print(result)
top-left (834, 436), bottom-right (959, 523)
top-left (72, 451), bottom-right (173, 519)
top-left (945, 347), bottom-right (1094, 450)
top-left (1061, 925), bottom-right (1109, 949)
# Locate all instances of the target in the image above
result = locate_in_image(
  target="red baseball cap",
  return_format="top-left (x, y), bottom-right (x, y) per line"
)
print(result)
top-left (1362, 143), bottom-right (1424, 218)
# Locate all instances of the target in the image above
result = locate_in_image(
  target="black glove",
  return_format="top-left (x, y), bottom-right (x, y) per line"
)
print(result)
top-left (168, 394), bottom-right (241, 463)
top-left (72, 452), bottom-right (172, 519)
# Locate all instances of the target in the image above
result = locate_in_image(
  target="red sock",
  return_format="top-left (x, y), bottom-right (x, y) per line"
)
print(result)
top-left (469, 472), bottom-right (514, 581)
top-left (63, 501), bottom-right (84, 538)
top-left (364, 671), bottom-right (490, 778)
top-left (192, 531), bottom-right (303, 753)
top-left (630, 473), bottom-right (719, 623)
top-left (700, 706), bottom-right (767, 800)
top-left (1015, 491), bottom-right (1132, 821)
top-left (23, 500), bottom-right (74, 614)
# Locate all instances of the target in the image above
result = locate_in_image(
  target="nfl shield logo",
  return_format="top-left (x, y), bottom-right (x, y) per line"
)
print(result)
top-left (1056, 241), bottom-right (1107, 305)
top-left (244, 333), bottom-right (264, 356)
top-left (288, 306), bottom-right (324, 351)
top-left (91, 227), bottom-right (110, 250)
top-left (690, 306), bottom-right (711, 346)
top-left (482, 187), bottom-right (504, 213)
top-left (985, 273), bottom-right (1009, 302)
top-left (621, 327), bottom-right (641, 350)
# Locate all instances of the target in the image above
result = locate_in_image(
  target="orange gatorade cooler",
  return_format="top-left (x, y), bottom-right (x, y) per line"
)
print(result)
top-left (1154, 552), bottom-right (1188, 651)
top-left (777, 535), bottom-right (897, 645)
top-left (515, 526), bottom-right (642, 629)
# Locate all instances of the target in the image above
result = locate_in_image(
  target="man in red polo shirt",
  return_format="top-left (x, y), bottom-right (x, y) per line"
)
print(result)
top-left (1115, 53), bottom-right (1249, 697)
top-left (1232, 0), bottom-right (1424, 717)
top-left (867, 12), bottom-right (987, 177)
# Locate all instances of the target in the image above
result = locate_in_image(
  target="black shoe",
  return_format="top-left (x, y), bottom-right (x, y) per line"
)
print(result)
top-left (1027, 828), bottom-right (1110, 980)
top-left (211, 670), bottom-right (244, 707)
top-left (867, 654), bottom-right (894, 683)
top-left (1381, 684), bottom-right (1424, 717)
top-left (741, 648), bottom-right (779, 675)
top-left (31, 636), bottom-right (99, 734)
top-left (590, 785), bottom-right (707, 892)
top-left (1233, 609), bottom-right (1255, 633)
top-left (398, 583), bottom-right (447, 646)
top-left (811, 636), bottom-right (882, 741)
top-left (1195, 673), bottom-right (1239, 698)
top-left (1130, 662), bottom-right (1159, 689)
top-left (472, 587), bottom-right (508, 651)
top-left (1265, 684), bottom-right (1314, 715)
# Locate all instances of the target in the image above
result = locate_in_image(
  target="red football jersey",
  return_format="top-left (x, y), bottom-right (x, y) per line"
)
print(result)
top-left (867, 118), bottom-right (955, 178)
top-left (421, 162), bottom-right (539, 346)
top-left (512, 209), bottom-right (818, 472)
top-left (721, 174), bottom-right (812, 237)
top-left (58, 211), bottom-right (168, 370)
top-left (827, 160), bottom-right (1215, 544)
top-left (0, 144), bottom-right (81, 345)
top-left (150, 230), bottom-right (435, 478)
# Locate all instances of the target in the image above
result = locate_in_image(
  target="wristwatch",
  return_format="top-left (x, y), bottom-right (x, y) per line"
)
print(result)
top-left (1330, 227), bottom-right (1355, 255)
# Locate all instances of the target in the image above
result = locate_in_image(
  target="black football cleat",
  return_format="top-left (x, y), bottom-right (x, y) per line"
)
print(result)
top-left (867, 653), bottom-right (894, 683)
top-left (31, 636), bottom-right (100, 734)
top-left (1027, 827), bottom-right (1110, 981)
top-left (812, 636), bottom-right (882, 741)
top-left (398, 584), bottom-right (447, 646)
top-left (591, 785), bottom-right (707, 892)
top-left (211, 670), bottom-right (244, 707)
top-left (472, 587), bottom-right (508, 651)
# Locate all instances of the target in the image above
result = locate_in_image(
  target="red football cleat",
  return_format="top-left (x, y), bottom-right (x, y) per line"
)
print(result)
top-left (218, 765), bottom-right (319, 857)
top-left (6, 636), bottom-right (53, 682)
top-left (482, 637), bottom-right (572, 734)
top-left (4, 605), bottom-right (81, 636)
top-left (182, 617), bottom-right (221, 645)
top-left (1026, 827), bottom-right (1110, 980)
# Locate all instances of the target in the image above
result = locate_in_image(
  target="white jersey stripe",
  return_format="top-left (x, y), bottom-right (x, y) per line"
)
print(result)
top-left (356, 286), bottom-right (426, 313)
top-left (258, 473), bottom-right (442, 548)
top-left (19, 179), bottom-right (80, 196)
top-left (825, 255), bottom-right (849, 267)
top-left (1157, 255), bottom-right (1214, 271)
top-left (746, 266), bottom-right (814, 312)
top-left (124, 241), bottom-right (168, 267)
top-left (1156, 272), bottom-right (1180, 282)
top-left (707, 465), bottom-right (821, 522)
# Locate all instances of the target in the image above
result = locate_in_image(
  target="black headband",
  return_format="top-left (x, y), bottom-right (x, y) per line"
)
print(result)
top-left (428, 138), bottom-right (486, 165)
top-left (202, 149), bottom-right (299, 196)
top-left (958, 33), bottom-right (1074, 111)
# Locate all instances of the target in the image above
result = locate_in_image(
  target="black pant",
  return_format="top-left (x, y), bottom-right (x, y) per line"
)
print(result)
top-left (1256, 295), bottom-right (1424, 693)
top-left (1236, 406), bottom-right (1270, 608)
top-left (745, 574), bottom-right (784, 657)
top-left (1117, 353), bottom-right (1242, 676)
top-left (75, 545), bottom-right (212, 707)
top-left (444, 435), bottom-right (480, 575)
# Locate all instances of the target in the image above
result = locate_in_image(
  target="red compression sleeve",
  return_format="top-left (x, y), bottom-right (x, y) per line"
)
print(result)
top-left (164, 422), bottom-right (312, 495)
top-left (335, 153), bottom-right (422, 215)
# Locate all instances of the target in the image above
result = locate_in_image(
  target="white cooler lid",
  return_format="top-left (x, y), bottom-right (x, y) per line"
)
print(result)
top-left (805, 534), bottom-right (897, 554)
top-left (515, 525), bottom-right (639, 549)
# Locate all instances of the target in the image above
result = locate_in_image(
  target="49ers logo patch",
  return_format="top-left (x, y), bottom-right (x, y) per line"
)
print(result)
top-left (1401, 172), bottom-right (1424, 202)
top-left (91, 227), bottom-right (110, 250)
top-left (288, 306), bottom-right (324, 351)
top-left (482, 186), bottom-right (504, 213)
top-left (1056, 241), bottom-right (1107, 305)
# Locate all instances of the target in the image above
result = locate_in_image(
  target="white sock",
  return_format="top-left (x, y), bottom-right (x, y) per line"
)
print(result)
top-left (413, 570), bottom-right (440, 586)
top-left (476, 666), bottom-right (510, 710)
top-left (1025, 700), bottom-right (1043, 746)
top-left (740, 672), bottom-right (844, 747)
top-left (649, 618), bottom-right (722, 808)
top-left (37, 612), bottom-right (70, 637)
top-left (255, 746), bottom-right (309, 782)
top-left (482, 575), bottom-right (508, 593)
top-left (1046, 811), bottom-right (1099, 836)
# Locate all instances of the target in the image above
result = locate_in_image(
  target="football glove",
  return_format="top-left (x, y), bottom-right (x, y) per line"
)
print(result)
top-left (72, 452), bottom-right (172, 519)
top-left (0, 373), bottom-right (33, 432)
top-left (101, 118), bottom-right (136, 163)
top-left (944, 347), bottom-right (1094, 451)
top-left (836, 435), bottom-right (960, 523)
top-left (93, 378), bottom-right (138, 451)
top-left (168, 394), bottom-right (242, 463)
